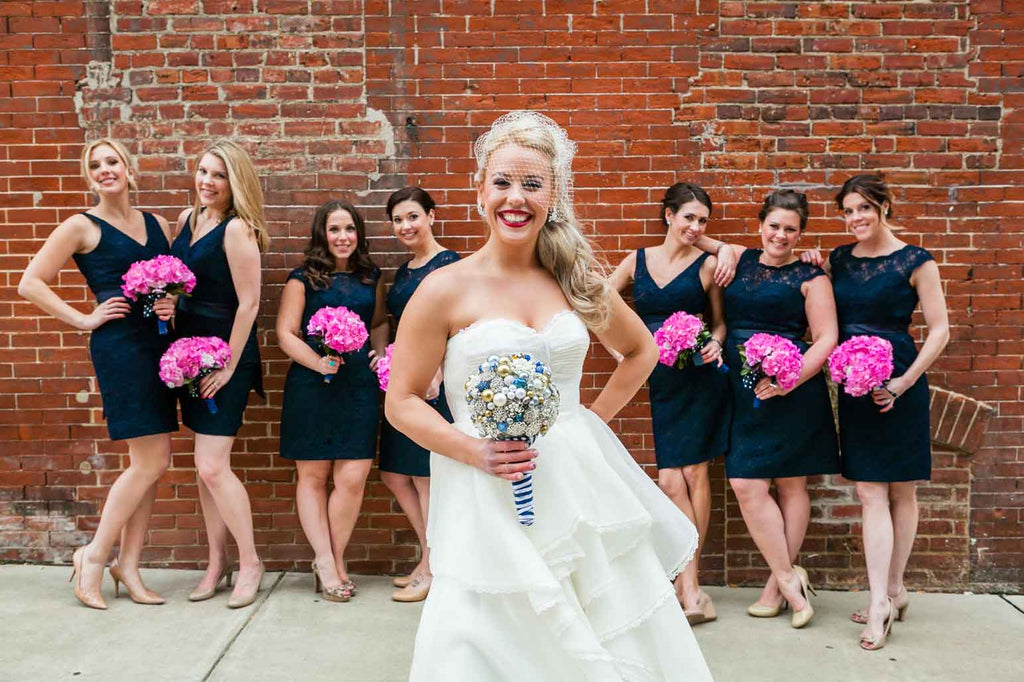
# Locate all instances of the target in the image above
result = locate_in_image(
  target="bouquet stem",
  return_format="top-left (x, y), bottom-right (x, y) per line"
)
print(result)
top-left (204, 397), bottom-right (218, 414)
top-left (157, 318), bottom-right (168, 335)
top-left (322, 373), bottom-right (333, 384)
top-left (512, 471), bottom-right (535, 526)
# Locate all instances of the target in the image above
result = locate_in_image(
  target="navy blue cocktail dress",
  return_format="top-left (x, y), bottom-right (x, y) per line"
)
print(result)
top-left (632, 249), bottom-right (730, 469)
top-left (170, 213), bottom-right (263, 437)
top-left (723, 249), bottom-right (840, 479)
top-left (830, 244), bottom-right (935, 482)
top-left (379, 250), bottom-right (461, 476)
top-left (279, 267), bottom-right (381, 461)
top-left (72, 212), bottom-right (178, 440)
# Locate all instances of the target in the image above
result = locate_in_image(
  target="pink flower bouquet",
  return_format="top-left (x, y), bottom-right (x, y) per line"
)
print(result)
top-left (653, 311), bottom-right (728, 372)
top-left (306, 306), bottom-right (368, 384)
top-left (827, 335), bottom-right (894, 397)
top-left (375, 343), bottom-right (394, 392)
top-left (738, 333), bottom-right (804, 408)
top-left (121, 255), bottom-right (196, 335)
top-left (158, 336), bottom-right (231, 414)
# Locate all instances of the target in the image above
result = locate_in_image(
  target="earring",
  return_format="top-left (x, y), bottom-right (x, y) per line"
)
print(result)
top-left (476, 202), bottom-right (485, 217)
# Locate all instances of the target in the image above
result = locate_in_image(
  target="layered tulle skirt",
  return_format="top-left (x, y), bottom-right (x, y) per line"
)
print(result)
top-left (410, 407), bottom-right (713, 682)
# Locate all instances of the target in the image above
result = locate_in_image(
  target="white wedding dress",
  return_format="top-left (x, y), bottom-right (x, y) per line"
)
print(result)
top-left (410, 311), bottom-right (713, 682)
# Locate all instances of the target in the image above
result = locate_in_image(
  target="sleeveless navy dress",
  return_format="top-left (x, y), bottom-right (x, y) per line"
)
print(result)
top-left (723, 249), bottom-right (840, 479)
top-left (632, 249), bottom-right (730, 469)
top-left (830, 244), bottom-right (935, 482)
top-left (170, 213), bottom-right (263, 437)
top-left (379, 250), bottom-right (461, 476)
top-left (73, 212), bottom-right (178, 440)
top-left (279, 267), bottom-right (381, 461)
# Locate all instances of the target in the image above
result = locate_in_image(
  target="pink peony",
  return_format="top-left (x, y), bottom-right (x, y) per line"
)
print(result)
top-left (740, 333), bottom-right (804, 393)
top-left (828, 335), bottom-right (894, 397)
top-left (306, 306), bottom-right (368, 356)
top-left (121, 255), bottom-right (196, 300)
top-left (653, 311), bottom-right (709, 368)
top-left (376, 343), bottom-right (394, 392)
top-left (158, 336), bottom-right (231, 397)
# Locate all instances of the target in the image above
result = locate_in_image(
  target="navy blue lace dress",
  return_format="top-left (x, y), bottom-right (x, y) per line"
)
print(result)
top-left (632, 249), bottom-right (730, 468)
top-left (723, 249), bottom-right (840, 479)
top-left (380, 250), bottom-right (461, 476)
top-left (279, 267), bottom-right (381, 461)
top-left (171, 214), bottom-right (263, 436)
top-left (830, 244), bottom-right (935, 482)
top-left (72, 212), bottom-right (178, 440)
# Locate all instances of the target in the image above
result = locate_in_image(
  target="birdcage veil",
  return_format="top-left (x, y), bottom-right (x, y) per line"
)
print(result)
top-left (472, 111), bottom-right (577, 225)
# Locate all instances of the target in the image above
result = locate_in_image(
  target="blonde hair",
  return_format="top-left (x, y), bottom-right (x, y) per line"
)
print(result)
top-left (191, 140), bottom-right (268, 252)
top-left (80, 138), bottom-right (138, 192)
top-left (474, 112), bottom-right (611, 330)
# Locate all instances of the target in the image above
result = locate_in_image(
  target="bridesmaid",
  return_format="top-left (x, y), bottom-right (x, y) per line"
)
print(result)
top-left (609, 182), bottom-right (729, 625)
top-left (171, 140), bottom-right (267, 608)
top-left (803, 175), bottom-right (948, 650)
top-left (378, 187), bottom-right (460, 603)
top-left (277, 201), bottom-right (387, 602)
top-left (709, 189), bottom-right (840, 629)
top-left (19, 138), bottom-right (177, 608)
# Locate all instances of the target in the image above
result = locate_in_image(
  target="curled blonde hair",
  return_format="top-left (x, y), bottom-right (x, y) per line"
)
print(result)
top-left (191, 140), bottom-right (268, 253)
top-left (474, 112), bottom-right (611, 330)
top-left (80, 138), bottom-right (138, 192)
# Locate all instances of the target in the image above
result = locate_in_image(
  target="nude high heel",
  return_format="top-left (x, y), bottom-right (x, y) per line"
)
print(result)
top-left (685, 591), bottom-right (717, 625)
top-left (860, 597), bottom-right (896, 651)
top-left (226, 560), bottom-right (264, 609)
top-left (188, 565), bottom-right (234, 602)
top-left (70, 547), bottom-right (107, 610)
top-left (109, 558), bottom-right (165, 605)
top-left (790, 565), bottom-right (816, 629)
top-left (747, 598), bottom-right (788, 618)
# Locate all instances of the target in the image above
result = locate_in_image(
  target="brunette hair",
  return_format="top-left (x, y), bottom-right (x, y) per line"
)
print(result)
top-left (661, 182), bottom-right (712, 226)
top-left (302, 200), bottom-right (377, 289)
top-left (835, 174), bottom-right (894, 220)
top-left (759, 189), bottom-right (810, 231)
top-left (386, 186), bottom-right (436, 220)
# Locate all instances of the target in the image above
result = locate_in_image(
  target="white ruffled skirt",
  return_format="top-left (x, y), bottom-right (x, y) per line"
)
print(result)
top-left (410, 408), bottom-right (713, 682)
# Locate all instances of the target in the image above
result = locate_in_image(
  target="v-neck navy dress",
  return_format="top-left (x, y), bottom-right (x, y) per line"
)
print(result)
top-left (830, 244), bottom-right (935, 482)
top-left (279, 267), bottom-right (382, 461)
top-left (379, 250), bottom-right (461, 476)
top-left (170, 213), bottom-right (263, 437)
top-left (72, 212), bottom-right (178, 440)
top-left (722, 249), bottom-right (840, 479)
top-left (632, 249), bottom-right (730, 469)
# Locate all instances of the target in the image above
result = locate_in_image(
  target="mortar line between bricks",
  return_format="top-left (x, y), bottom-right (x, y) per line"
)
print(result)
top-left (998, 594), bottom-right (1024, 617)
top-left (201, 571), bottom-right (287, 682)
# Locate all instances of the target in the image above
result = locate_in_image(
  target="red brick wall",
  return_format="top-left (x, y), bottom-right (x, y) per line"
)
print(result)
top-left (1, 1), bottom-right (1021, 590)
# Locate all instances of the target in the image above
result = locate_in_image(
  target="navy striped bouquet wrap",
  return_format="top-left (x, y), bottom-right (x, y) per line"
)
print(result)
top-left (464, 352), bottom-right (560, 526)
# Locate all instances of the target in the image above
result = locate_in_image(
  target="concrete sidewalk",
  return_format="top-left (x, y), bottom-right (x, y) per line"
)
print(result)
top-left (1, 564), bottom-right (1021, 681)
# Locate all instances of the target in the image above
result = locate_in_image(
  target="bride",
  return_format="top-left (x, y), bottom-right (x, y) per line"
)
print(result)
top-left (385, 111), bottom-right (713, 681)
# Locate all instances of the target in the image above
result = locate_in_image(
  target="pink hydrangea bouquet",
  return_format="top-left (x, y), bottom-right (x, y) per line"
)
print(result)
top-left (121, 255), bottom-right (196, 335)
top-left (827, 335), bottom-right (894, 398)
top-left (306, 306), bottom-right (368, 383)
top-left (738, 333), bottom-right (804, 408)
top-left (654, 311), bottom-right (728, 372)
top-left (158, 336), bottom-right (231, 414)
top-left (375, 343), bottom-right (394, 392)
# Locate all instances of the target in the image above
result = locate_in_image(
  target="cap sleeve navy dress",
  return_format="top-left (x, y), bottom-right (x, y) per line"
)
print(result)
top-left (830, 243), bottom-right (935, 482)
top-left (279, 266), bottom-right (382, 461)
top-left (380, 250), bottom-right (461, 476)
top-left (722, 249), bottom-right (840, 479)
top-left (72, 212), bottom-right (178, 440)
top-left (170, 213), bottom-right (263, 437)
top-left (631, 248), bottom-right (730, 469)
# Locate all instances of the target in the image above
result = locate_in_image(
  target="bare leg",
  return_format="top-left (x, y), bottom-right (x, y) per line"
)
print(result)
top-left (659, 467), bottom-right (700, 609)
top-left (193, 434), bottom-right (261, 599)
top-left (114, 481), bottom-right (162, 597)
top-left (758, 476), bottom-right (810, 606)
top-left (296, 461), bottom-right (342, 588)
top-left (328, 459), bottom-right (372, 582)
top-left (730, 478), bottom-right (807, 611)
top-left (382, 471), bottom-right (428, 576)
top-left (411, 476), bottom-right (431, 576)
top-left (192, 475), bottom-right (231, 593)
top-left (857, 481), bottom-right (894, 642)
top-left (887, 481), bottom-right (918, 594)
top-left (80, 434), bottom-right (171, 596)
